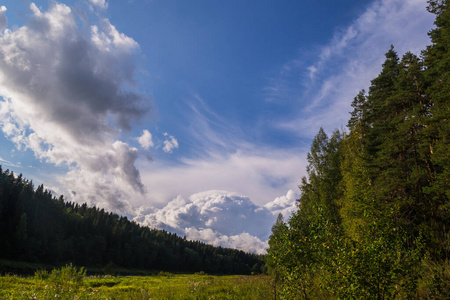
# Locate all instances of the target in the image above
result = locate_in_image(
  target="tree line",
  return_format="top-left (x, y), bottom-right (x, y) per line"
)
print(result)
top-left (0, 167), bottom-right (264, 275)
top-left (267, 0), bottom-right (449, 298)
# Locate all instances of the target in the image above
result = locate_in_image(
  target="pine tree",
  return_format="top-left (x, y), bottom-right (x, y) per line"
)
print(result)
top-left (267, 2), bottom-right (450, 296)
top-left (421, 0), bottom-right (450, 259)
top-left (340, 92), bottom-right (375, 241)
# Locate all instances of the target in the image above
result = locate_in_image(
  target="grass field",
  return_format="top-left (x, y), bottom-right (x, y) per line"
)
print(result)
top-left (0, 270), bottom-right (275, 299)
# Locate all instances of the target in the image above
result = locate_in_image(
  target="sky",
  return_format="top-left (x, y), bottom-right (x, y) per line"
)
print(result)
top-left (0, 0), bottom-right (435, 254)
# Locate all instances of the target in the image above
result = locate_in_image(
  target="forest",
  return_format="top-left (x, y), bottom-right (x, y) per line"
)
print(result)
top-left (0, 166), bottom-right (264, 275)
top-left (266, 0), bottom-right (449, 298)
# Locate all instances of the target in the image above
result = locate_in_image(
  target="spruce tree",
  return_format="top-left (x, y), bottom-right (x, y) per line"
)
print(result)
top-left (421, 0), bottom-right (450, 259)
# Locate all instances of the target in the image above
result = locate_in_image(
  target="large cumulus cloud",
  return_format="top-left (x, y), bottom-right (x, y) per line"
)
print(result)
top-left (0, 2), bottom-right (147, 213)
top-left (264, 189), bottom-right (299, 217)
top-left (134, 190), bottom-right (298, 254)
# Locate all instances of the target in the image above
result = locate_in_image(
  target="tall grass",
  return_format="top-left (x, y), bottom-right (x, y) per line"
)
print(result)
top-left (0, 265), bottom-right (274, 299)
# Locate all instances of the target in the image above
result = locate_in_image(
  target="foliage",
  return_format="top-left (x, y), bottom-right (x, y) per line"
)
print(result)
top-left (48, 264), bottom-right (86, 288)
top-left (267, 1), bottom-right (449, 298)
top-left (33, 263), bottom-right (86, 295)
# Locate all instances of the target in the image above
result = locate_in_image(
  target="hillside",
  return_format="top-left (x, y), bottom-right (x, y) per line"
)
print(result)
top-left (0, 167), bottom-right (264, 275)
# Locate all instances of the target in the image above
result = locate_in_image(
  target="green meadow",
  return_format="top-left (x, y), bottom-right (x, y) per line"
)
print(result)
top-left (0, 265), bottom-right (274, 299)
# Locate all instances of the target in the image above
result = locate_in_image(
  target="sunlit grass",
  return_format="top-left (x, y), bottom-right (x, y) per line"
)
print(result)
top-left (0, 272), bottom-right (274, 299)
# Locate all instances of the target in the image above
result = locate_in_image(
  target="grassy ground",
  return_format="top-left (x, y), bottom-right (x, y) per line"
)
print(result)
top-left (0, 272), bottom-right (275, 299)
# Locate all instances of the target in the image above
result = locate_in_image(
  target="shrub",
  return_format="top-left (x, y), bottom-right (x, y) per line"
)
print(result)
top-left (49, 263), bottom-right (86, 289)
top-left (157, 271), bottom-right (174, 277)
top-left (34, 269), bottom-right (49, 280)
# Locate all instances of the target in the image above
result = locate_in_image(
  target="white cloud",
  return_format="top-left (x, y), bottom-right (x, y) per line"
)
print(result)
top-left (134, 93), bottom-right (307, 210)
top-left (162, 132), bottom-right (179, 153)
top-left (134, 191), bottom-right (273, 237)
top-left (138, 149), bottom-right (306, 208)
top-left (264, 189), bottom-right (299, 219)
top-left (89, 0), bottom-right (108, 10)
top-left (0, 6), bottom-right (7, 32)
top-left (133, 0), bottom-right (434, 253)
top-left (271, 0), bottom-right (434, 138)
top-left (0, 156), bottom-right (21, 169)
top-left (184, 227), bottom-right (269, 255)
top-left (134, 190), bottom-right (296, 254)
top-left (91, 19), bottom-right (138, 53)
top-left (138, 129), bottom-right (154, 149)
top-left (0, 2), bottom-right (147, 213)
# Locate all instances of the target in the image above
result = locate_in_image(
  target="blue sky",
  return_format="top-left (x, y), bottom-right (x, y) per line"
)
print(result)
top-left (0, 0), bottom-right (434, 253)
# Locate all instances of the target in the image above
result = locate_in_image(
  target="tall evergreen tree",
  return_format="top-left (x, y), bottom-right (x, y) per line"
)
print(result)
top-left (421, 0), bottom-right (450, 259)
top-left (267, 2), bottom-right (450, 297)
top-left (340, 91), bottom-right (374, 241)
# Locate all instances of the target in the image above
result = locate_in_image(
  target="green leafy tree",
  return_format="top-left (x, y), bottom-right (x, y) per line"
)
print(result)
top-left (266, 213), bottom-right (287, 281)
top-left (268, 129), bottom-right (343, 299)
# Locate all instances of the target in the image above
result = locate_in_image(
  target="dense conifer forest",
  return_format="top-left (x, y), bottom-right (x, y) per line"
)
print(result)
top-left (267, 0), bottom-right (449, 298)
top-left (0, 166), bottom-right (263, 275)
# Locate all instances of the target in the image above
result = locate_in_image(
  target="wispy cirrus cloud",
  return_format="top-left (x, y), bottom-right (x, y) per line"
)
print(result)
top-left (138, 148), bottom-right (306, 208)
top-left (268, 0), bottom-right (434, 138)
top-left (183, 94), bottom-right (246, 155)
top-left (0, 156), bottom-right (22, 169)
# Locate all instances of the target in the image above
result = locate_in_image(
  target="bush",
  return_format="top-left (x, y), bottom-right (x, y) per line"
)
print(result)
top-left (157, 271), bottom-right (174, 277)
top-left (47, 264), bottom-right (86, 290)
top-left (416, 258), bottom-right (450, 299)
top-left (34, 269), bottom-right (49, 280)
top-left (194, 271), bottom-right (207, 275)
